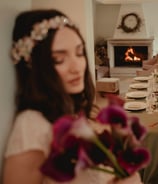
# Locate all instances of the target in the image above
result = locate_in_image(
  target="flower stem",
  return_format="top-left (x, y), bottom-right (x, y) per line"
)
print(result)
top-left (91, 166), bottom-right (120, 177)
top-left (92, 136), bottom-right (127, 178)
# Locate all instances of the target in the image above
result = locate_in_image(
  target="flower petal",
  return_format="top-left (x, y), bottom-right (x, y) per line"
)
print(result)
top-left (75, 147), bottom-right (93, 173)
top-left (41, 146), bottom-right (78, 182)
top-left (70, 115), bottom-right (96, 140)
top-left (96, 105), bottom-right (128, 127)
top-left (82, 130), bottom-right (114, 165)
top-left (130, 116), bottom-right (147, 141)
top-left (117, 148), bottom-right (151, 175)
top-left (52, 115), bottom-right (75, 149)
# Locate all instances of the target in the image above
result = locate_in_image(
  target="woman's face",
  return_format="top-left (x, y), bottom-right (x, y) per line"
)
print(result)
top-left (51, 27), bottom-right (86, 94)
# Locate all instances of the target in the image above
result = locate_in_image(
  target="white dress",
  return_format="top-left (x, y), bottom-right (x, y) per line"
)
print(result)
top-left (4, 109), bottom-right (113, 184)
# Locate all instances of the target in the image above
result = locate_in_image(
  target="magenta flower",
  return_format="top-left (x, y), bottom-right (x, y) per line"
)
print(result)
top-left (96, 105), bottom-right (128, 128)
top-left (81, 130), bottom-right (114, 165)
top-left (117, 148), bottom-right (151, 175)
top-left (41, 114), bottom-right (96, 181)
top-left (76, 147), bottom-right (93, 169)
top-left (41, 147), bottom-right (79, 182)
top-left (52, 115), bottom-right (76, 151)
top-left (41, 96), bottom-right (151, 181)
top-left (130, 116), bottom-right (147, 142)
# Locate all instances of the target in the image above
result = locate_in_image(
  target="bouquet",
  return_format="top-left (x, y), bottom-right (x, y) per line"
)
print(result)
top-left (41, 95), bottom-right (150, 182)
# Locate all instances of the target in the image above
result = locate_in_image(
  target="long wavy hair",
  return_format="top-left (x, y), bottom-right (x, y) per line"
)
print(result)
top-left (12, 9), bottom-right (95, 122)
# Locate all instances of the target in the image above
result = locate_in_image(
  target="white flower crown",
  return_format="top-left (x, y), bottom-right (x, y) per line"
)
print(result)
top-left (11, 16), bottom-right (73, 64)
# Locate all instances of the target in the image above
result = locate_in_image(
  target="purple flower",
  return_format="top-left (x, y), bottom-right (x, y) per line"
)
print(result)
top-left (117, 148), bottom-right (151, 175)
top-left (52, 114), bottom-right (94, 150)
top-left (41, 146), bottom-right (79, 182)
top-left (130, 116), bottom-right (147, 141)
top-left (41, 114), bottom-right (97, 181)
top-left (69, 115), bottom-right (96, 140)
top-left (41, 100), bottom-right (151, 181)
top-left (75, 147), bottom-right (94, 173)
top-left (52, 115), bottom-right (76, 151)
top-left (81, 130), bottom-right (114, 165)
top-left (96, 105), bottom-right (128, 128)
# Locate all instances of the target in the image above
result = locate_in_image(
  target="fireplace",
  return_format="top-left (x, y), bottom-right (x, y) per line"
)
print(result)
top-left (104, 4), bottom-right (154, 77)
top-left (107, 38), bottom-right (154, 76)
top-left (114, 46), bottom-right (148, 67)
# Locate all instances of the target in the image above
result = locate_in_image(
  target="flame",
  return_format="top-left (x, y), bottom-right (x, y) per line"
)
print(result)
top-left (124, 47), bottom-right (141, 62)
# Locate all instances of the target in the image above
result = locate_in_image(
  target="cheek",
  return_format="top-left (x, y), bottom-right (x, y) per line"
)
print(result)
top-left (81, 58), bottom-right (87, 72)
top-left (54, 65), bottom-right (67, 80)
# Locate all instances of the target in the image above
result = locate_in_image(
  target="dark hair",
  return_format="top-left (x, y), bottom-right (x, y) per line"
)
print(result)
top-left (12, 9), bottom-right (95, 122)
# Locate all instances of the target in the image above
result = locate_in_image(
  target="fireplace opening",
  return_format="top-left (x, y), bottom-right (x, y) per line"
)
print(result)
top-left (114, 46), bottom-right (148, 67)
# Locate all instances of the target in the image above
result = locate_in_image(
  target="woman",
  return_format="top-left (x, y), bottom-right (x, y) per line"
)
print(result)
top-left (2, 9), bottom-right (142, 184)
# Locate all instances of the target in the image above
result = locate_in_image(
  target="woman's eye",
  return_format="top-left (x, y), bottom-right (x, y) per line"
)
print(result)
top-left (54, 59), bottom-right (64, 64)
top-left (77, 49), bottom-right (84, 56)
top-left (53, 56), bottom-right (65, 64)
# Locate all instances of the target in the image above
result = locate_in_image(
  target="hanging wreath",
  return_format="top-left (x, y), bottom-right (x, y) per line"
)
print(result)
top-left (117, 13), bottom-right (142, 33)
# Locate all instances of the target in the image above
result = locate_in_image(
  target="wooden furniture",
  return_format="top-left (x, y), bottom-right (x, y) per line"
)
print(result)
top-left (96, 77), bottom-right (120, 94)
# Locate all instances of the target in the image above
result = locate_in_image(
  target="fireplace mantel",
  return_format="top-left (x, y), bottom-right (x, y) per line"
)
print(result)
top-left (107, 38), bottom-right (154, 68)
top-left (107, 38), bottom-right (154, 46)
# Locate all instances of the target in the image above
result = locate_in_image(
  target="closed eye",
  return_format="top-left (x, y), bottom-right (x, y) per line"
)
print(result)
top-left (52, 43), bottom-right (85, 63)
top-left (76, 44), bottom-right (85, 57)
top-left (52, 51), bottom-right (66, 64)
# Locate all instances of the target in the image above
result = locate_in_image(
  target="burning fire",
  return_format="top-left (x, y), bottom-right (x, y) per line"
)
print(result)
top-left (124, 47), bottom-right (141, 62)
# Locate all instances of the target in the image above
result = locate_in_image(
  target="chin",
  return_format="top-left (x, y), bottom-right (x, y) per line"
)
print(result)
top-left (69, 89), bottom-right (83, 94)
top-left (67, 86), bottom-right (84, 94)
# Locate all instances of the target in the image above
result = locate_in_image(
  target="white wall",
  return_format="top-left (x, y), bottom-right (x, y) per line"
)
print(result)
top-left (143, 2), bottom-right (158, 55)
top-left (95, 4), bottom-right (120, 41)
top-left (0, 0), bottom-right (31, 179)
top-left (32, 0), bottom-right (87, 38)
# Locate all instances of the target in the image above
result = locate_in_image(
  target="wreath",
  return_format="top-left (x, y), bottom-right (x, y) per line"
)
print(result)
top-left (117, 13), bottom-right (142, 33)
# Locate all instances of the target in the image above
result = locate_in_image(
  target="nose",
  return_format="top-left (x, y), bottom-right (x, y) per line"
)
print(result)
top-left (69, 55), bottom-right (81, 73)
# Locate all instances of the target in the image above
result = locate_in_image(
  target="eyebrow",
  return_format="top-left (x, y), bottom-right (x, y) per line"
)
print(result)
top-left (52, 43), bottom-right (84, 54)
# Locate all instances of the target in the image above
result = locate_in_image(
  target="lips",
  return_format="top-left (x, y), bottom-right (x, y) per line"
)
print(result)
top-left (68, 77), bottom-right (82, 85)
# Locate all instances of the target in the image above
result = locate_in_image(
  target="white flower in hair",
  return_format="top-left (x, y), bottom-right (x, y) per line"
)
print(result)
top-left (11, 37), bottom-right (34, 64)
top-left (49, 17), bottom-right (59, 28)
top-left (11, 16), bottom-right (73, 65)
top-left (11, 48), bottom-right (21, 64)
top-left (31, 20), bottom-right (49, 40)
